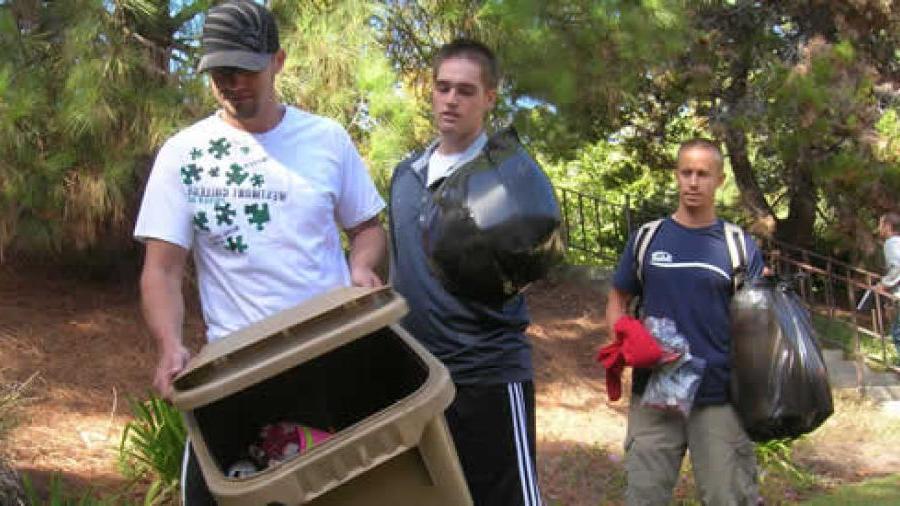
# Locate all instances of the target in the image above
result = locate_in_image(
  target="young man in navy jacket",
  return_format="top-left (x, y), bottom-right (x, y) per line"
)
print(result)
top-left (388, 40), bottom-right (542, 506)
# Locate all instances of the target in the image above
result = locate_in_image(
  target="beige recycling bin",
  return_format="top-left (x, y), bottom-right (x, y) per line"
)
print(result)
top-left (170, 286), bottom-right (472, 506)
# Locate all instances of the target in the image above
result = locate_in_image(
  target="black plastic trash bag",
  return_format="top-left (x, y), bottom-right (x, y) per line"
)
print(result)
top-left (423, 128), bottom-right (565, 304)
top-left (730, 277), bottom-right (833, 442)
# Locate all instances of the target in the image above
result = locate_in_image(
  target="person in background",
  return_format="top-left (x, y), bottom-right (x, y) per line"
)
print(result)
top-left (876, 211), bottom-right (900, 365)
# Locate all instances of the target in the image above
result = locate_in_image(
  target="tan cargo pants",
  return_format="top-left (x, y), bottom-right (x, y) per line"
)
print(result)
top-left (624, 402), bottom-right (759, 506)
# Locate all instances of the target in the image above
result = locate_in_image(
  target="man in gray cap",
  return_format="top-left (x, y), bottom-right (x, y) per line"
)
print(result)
top-left (135, 0), bottom-right (386, 404)
top-left (135, 1), bottom-right (386, 501)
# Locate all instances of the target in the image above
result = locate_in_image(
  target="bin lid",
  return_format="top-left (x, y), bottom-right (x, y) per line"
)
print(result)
top-left (171, 286), bottom-right (408, 410)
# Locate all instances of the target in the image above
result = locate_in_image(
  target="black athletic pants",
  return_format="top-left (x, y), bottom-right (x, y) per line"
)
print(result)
top-left (445, 380), bottom-right (543, 506)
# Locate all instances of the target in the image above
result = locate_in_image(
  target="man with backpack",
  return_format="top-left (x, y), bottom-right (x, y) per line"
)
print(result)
top-left (605, 139), bottom-right (765, 505)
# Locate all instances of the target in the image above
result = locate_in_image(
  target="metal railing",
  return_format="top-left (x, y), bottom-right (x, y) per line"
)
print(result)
top-left (556, 187), bottom-right (677, 263)
top-left (557, 187), bottom-right (632, 263)
top-left (763, 238), bottom-right (899, 371)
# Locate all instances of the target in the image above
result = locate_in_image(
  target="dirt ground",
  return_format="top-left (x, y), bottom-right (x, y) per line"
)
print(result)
top-left (0, 265), bottom-right (898, 504)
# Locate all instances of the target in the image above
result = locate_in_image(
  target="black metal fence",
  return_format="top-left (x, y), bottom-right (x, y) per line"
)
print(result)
top-left (557, 187), bottom-right (631, 263)
top-left (556, 186), bottom-right (676, 264)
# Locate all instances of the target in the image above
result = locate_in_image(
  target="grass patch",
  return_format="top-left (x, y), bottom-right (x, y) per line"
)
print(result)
top-left (0, 373), bottom-right (38, 441)
top-left (22, 473), bottom-right (135, 506)
top-left (800, 474), bottom-right (900, 505)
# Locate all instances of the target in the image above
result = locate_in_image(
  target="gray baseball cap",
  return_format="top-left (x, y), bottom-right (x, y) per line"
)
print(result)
top-left (198, 0), bottom-right (280, 72)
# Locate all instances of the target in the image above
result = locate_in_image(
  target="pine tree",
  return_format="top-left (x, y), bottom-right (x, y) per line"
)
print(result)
top-left (272, 0), bottom-right (422, 193)
top-left (0, 0), bottom-right (208, 264)
top-left (380, 0), bottom-right (900, 252)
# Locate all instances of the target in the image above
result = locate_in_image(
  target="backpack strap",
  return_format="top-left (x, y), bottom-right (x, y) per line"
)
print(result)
top-left (633, 218), bottom-right (664, 285)
top-left (723, 221), bottom-right (748, 291)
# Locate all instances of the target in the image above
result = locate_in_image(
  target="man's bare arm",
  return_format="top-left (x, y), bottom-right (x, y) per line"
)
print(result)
top-left (140, 239), bottom-right (191, 398)
top-left (605, 287), bottom-right (632, 342)
top-left (346, 215), bottom-right (387, 288)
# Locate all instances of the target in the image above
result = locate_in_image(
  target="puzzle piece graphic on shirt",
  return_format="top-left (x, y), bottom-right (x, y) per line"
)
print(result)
top-left (240, 146), bottom-right (251, 155)
top-left (251, 174), bottom-right (265, 188)
top-left (245, 203), bottom-right (271, 231)
top-left (190, 147), bottom-right (203, 161)
top-left (208, 166), bottom-right (220, 178)
top-left (180, 164), bottom-right (202, 185)
top-left (226, 235), bottom-right (248, 253)
top-left (215, 202), bottom-right (236, 226)
top-left (226, 163), bottom-right (249, 186)
top-left (208, 138), bottom-right (232, 159)
top-left (193, 211), bottom-right (210, 232)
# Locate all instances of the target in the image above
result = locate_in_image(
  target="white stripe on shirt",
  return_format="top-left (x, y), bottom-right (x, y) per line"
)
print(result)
top-left (649, 261), bottom-right (731, 281)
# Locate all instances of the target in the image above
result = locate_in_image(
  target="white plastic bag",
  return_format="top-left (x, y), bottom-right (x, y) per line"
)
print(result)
top-left (641, 316), bottom-right (706, 416)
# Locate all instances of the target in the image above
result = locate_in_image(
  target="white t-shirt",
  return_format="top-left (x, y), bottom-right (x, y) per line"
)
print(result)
top-left (134, 106), bottom-right (385, 341)
top-left (882, 236), bottom-right (900, 295)
top-left (426, 132), bottom-right (487, 188)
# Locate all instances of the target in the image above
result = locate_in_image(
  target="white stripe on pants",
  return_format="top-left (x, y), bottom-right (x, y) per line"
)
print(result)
top-left (508, 382), bottom-right (542, 506)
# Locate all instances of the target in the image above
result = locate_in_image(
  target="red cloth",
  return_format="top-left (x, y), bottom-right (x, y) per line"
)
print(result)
top-left (596, 316), bottom-right (664, 401)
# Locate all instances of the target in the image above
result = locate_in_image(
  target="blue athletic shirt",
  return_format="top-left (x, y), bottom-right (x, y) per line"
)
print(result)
top-left (612, 217), bottom-right (764, 405)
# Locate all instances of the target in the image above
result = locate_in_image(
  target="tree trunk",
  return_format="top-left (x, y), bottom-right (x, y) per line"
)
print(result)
top-left (776, 168), bottom-right (818, 249)
top-left (716, 52), bottom-right (777, 238)
top-left (0, 459), bottom-right (26, 506)
top-left (723, 124), bottom-right (777, 237)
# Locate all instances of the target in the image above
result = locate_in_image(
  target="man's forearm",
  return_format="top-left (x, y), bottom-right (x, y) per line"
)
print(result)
top-left (348, 217), bottom-right (387, 273)
top-left (605, 288), bottom-right (630, 341)
top-left (139, 239), bottom-right (191, 397)
top-left (140, 267), bottom-right (185, 352)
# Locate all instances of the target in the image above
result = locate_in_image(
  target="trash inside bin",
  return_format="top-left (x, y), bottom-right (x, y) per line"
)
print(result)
top-left (171, 287), bottom-right (471, 506)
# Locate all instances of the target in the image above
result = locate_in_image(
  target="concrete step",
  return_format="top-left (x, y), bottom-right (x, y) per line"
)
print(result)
top-left (864, 369), bottom-right (900, 386)
top-left (867, 385), bottom-right (900, 402)
top-left (822, 345), bottom-right (900, 399)
top-left (821, 348), bottom-right (845, 363)
top-left (827, 362), bottom-right (860, 389)
top-left (834, 385), bottom-right (900, 402)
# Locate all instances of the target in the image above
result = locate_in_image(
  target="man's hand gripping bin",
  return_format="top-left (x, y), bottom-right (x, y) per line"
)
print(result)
top-left (171, 287), bottom-right (473, 505)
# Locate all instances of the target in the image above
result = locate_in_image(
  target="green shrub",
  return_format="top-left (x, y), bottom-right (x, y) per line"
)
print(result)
top-left (118, 395), bottom-right (186, 505)
top-left (22, 474), bottom-right (133, 506)
top-left (0, 373), bottom-right (37, 441)
top-left (755, 438), bottom-right (817, 486)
